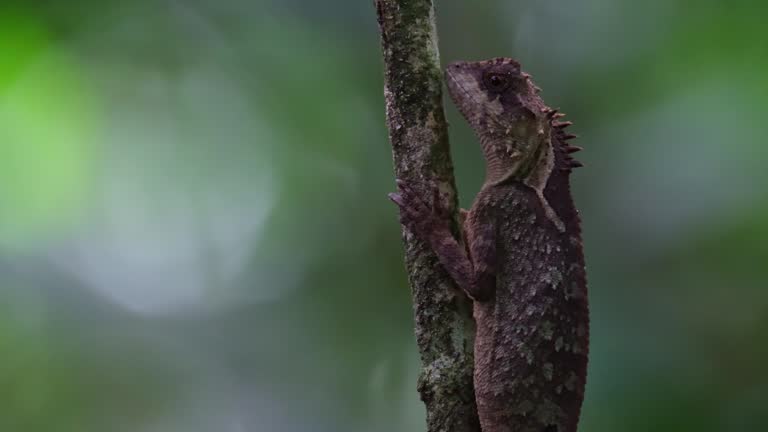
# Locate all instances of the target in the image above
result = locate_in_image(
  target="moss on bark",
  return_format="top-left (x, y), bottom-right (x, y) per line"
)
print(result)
top-left (374, 1), bottom-right (481, 431)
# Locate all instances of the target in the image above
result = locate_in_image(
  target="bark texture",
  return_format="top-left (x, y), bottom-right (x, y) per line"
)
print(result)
top-left (374, 1), bottom-right (482, 431)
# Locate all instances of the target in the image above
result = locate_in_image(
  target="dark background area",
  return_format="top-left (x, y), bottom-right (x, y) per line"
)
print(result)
top-left (1, 1), bottom-right (766, 431)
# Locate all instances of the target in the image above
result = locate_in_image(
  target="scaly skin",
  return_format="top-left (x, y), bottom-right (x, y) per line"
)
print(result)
top-left (390, 58), bottom-right (588, 432)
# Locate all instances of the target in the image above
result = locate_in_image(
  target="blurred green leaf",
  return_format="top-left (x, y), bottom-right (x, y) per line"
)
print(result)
top-left (0, 8), bottom-right (97, 249)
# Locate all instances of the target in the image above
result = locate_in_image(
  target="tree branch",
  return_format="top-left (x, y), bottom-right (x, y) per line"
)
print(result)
top-left (374, 1), bottom-right (481, 431)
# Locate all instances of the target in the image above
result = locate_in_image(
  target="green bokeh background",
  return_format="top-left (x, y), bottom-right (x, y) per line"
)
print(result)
top-left (1, 1), bottom-right (766, 431)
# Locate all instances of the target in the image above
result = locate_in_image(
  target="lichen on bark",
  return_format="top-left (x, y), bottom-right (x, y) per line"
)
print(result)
top-left (374, 1), bottom-right (481, 431)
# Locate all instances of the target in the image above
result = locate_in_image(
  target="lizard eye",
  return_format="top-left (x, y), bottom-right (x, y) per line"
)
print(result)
top-left (483, 72), bottom-right (511, 93)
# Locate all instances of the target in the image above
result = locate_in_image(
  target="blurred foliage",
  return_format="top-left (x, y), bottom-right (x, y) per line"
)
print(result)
top-left (0, 1), bottom-right (765, 431)
top-left (0, 8), bottom-right (96, 248)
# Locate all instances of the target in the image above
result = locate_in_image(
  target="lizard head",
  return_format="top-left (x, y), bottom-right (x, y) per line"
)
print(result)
top-left (445, 57), bottom-right (554, 185)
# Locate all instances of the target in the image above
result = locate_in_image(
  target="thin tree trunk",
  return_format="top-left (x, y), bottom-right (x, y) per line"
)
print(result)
top-left (374, 1), bottom-right (481, 431)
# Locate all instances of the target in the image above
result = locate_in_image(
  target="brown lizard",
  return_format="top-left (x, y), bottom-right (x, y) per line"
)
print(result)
top-left (390, 58), bottom-right (589, 432)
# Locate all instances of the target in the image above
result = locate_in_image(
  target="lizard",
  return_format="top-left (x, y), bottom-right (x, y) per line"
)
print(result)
top-left (389, 57), bottom-right (589, 432)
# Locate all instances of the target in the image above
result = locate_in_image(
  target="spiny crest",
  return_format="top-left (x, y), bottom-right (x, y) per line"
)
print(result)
top-left (542, 107), bottom-right (584, 172)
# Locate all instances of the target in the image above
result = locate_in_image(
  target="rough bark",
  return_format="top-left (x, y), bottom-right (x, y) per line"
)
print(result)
top-left (374, 1), bottom-right (482, 431)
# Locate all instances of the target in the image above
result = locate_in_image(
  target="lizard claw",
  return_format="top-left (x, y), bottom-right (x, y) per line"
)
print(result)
top-left (389, 179), bottom-right (449, 239)
top-left (388, 192), bottom-right (404, 207)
